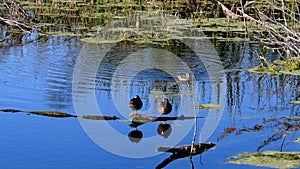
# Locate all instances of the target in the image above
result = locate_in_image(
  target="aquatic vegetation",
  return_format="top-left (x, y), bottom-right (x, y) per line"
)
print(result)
top-left (248, 58), bottom-right (300, 75)
top-left (3, 0), bottom-right (298, 46)
top-left (229, 151), bottom-right (300, 169)
top-left (294, 138), bottom-right (300, 143)
top-left (196, 103), bottom-right (222, 109)
top-left (290, 101), bottom-right (300, 105)
top-left (218, 1), bottom-right (300, 75)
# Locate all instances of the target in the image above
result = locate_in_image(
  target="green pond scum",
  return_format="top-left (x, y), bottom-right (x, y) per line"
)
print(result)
top-left (294, 138), bottom-right (300, 143)
top-left (229, 151), bottom-right (300, 169)
top-left (248, 58), bottom-right (300, 75)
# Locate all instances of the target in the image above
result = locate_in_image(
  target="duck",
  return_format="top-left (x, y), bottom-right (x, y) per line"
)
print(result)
top-left (128, 95), bottom-right (143, 111)
top-left (177, 73), bottom-right (190, 82)
top-left (157, 98), bottom-right (172, 115)
top-left (178, 73), bottom-right (191, 87)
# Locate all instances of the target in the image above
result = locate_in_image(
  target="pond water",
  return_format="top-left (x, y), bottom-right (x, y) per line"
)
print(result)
top-left (0, 35), bottom-right (300, 169)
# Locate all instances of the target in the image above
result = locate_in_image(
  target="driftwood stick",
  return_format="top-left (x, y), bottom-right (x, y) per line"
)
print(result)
top-left (0, 109), bottom-right (119, 120)
top-left (157, 142), bottom-right (215, 155)
top-left (218, 0), bottom-right (300, 58)
top-left (1, 0), bottom-right (33, 31)
top-left (129, 112), bottom-right (203, 123)
top-left (156, 142), bottom-right (215, 169)
top-left (0, 16), bottom-right (31, 31)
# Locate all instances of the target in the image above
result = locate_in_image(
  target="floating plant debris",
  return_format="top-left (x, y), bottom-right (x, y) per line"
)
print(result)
top-left (229, 151), bottom-right (300, 169)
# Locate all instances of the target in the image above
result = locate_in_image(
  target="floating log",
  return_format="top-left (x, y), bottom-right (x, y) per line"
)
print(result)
top-left (0, 109), bottom-right (23, 113)
top-left (130, 112), bottom-right (156, 123)
top-left (0, 108), bottom-right (119, 120)
top-left (28, 111), bottom-right (76, 118)
top-left (77, 115), bottom-right (120, 120)
top-left (156, 142), bottom-right (215, 169)
top-left (157, 142), bottom-right (215, 155)
top-left (130, 112), bottom-right (203, 124)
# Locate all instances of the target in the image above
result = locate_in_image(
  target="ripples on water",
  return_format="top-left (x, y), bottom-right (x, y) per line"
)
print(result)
top-left (0, 37), bottom-right (80, 110)
top-left (0, 37), bottom-right (299, 168)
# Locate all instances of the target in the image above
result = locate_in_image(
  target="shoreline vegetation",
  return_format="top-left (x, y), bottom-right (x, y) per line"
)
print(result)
top-left (0, 1), bottom-right (299, 74)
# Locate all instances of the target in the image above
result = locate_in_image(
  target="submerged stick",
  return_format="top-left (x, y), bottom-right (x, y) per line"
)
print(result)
top-left (156, 142), bottom-right (215, 169)
top-left (0, 109), bottom-right (23, 113)
top-left (28, 111), bottom-right (76, 118)
top-left (1, 108), bottom-right (119, 120)
top-left (129, 112), bottom-right (203, 124)
top-left (77, 115), bottom-right (120, 120)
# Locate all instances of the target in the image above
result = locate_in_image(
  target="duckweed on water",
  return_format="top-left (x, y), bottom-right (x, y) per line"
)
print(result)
top-left (196, 104), bottom-right (222, 109)
top-left (294, 138), bottom-right (300, 143)
top-left (229, 151), bottom-right (300, 169)
top-left (248, 58), bottom-right (300, 75)
top-left (290, 101), bottom-right (300, 105)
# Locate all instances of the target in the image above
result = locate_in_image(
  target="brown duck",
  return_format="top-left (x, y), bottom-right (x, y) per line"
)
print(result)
top-left (157, 98), bottom-right (172, 115)
top-left (177, 73), bottom-right (190, 82)
top-left (128, 95), bottom-right (143, 111)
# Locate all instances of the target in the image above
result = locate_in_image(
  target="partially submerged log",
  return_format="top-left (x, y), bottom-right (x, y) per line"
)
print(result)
top-left (0, 109), bottom-right (119, 120)
top-left (0, 109), bottom-right (23, 113)
top-left (28, 111), bottom-right (76, 118)
top-left (156, 142), bottom-right (215, 169)
top-left (77, 115), bottom-right (120, 120)
top-left (157, 142), bottom-right (215, 156)
top-left (129, 112), bottom-right (203, 125)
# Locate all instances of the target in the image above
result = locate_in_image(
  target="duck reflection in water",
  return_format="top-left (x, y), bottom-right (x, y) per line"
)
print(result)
top-left (157, 98), bottom-right (172, 115)
top-left (128, 95), bottom-right (143, 111)
top-left (128, 129), bottom-right (143, 143)
top-left (157, 123), bottom-right (172, 138)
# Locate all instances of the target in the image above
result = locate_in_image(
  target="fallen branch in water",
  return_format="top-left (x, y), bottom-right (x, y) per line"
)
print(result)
top-left (218, 1), bottom-right (300, 59)
top-left (129, 112), bottom-right (203, 127)
top-left (1, 0), bottom-right (34, 31)
top-left (0, 108), bottom-right (119, 120)
top-left (0, 16), bottom-right (31, 31)
top-left (156, 142), bottom-right (215, 169)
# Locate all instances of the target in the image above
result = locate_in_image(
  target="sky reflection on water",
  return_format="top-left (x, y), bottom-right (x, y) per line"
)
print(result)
top-left (0, 37), bottom-right (299, 169)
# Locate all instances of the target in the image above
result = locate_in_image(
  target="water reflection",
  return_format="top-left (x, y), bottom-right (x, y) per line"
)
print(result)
top-left (226, 71), bottom-right (300, 116)
top-left (128, 129), bottom-right (143, 143)
top-left (1, 37), bottom-right (300, 168)
top-left (157, 123), bottom-right (172, 138)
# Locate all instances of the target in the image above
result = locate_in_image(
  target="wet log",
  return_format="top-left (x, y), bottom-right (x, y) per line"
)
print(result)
top-left (0, 109), bottom-right (23, 113)
top-left (28, 111), bottom-right (76, 118)
top-left (0, 108), bottom-right (119, 120)
top-left (77, 115), bottom-right (120, 120)
top-left (157, 142), bottom-right (215, 155)
top-left (129, 112), bottom-right (203, 124)
top-left (156, 142), bottom-right (215, 169)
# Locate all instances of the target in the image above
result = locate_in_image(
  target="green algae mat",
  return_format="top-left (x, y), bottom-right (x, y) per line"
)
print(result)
top-left (229, 151), bottom-right (300, 169)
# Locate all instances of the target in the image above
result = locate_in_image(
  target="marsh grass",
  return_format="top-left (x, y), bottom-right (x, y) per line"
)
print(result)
top-left (0, 0), bottom-right (299, 47)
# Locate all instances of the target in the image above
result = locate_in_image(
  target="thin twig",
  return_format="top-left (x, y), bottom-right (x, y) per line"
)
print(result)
top-left (190, 75), bottom-right (197, 159)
